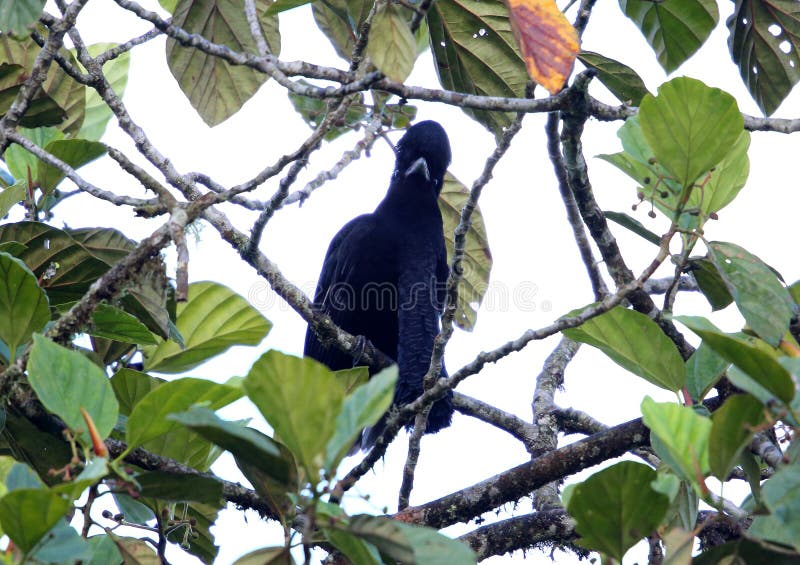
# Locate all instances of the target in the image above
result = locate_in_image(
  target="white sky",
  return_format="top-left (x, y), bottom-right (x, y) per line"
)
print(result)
top-left (17, 0), bottom-right (800, 562)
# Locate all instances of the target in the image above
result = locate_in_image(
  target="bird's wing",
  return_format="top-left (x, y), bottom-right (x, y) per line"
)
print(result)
top-left (304, 214), bottom-right (379, 371)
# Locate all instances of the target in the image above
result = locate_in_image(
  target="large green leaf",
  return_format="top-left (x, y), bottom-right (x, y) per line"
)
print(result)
top-left (312, 0), bottom-right (373, 60)
top-left (168, 405), bottom-right (294, 486)
top-left (641, 397), bottom-right (711, 483)
top-left (0, 221), bottom-right (111, 306)
top-left (675, 315), bottom-right (794, 403)
top-left (709, 394), bottom-right (765, 481)
top-left (347, 515), bottom-right (477, 564)
top-left (0, 181), bottom-right (26, 218)
top-left (367, 1), bottom-right (417, 82)
top-left (126, 377), bottom-right (241, 450)
top-left (699, 131), bottom-right (750, 217)
top-left (0, 63), bottom-right (64, 128)
top-left (563, 306), bottom-right (685, 391)
top-left (0, 35), bottom-right (85, 134)
top-left (135, 471), bottom-right (223, 505)
top-left (37, 139), bottom-right (107, 195)
top-left (166, 0), bottom-right (281, 126)
top-left (0, 0), bottom-right (46, 37)
top-left (427, 0), bottom-right (528, 135)
top-left (758, 465), bottom-right (800, 552)
top-left (684, 341), bottom-right (729, 402)
top-left (143, 281), bottom-right (271, 373)
top-left (110, 369), bottom-right (164, 417)
top-left (89, 304), bottom-right (157, 345)
top-left (566, 461), bottom-right (670, 560)
top-left (3, 127), bottom-right (63, 182)
top-left (30, 521), bottom-right (90, 563)
top-left (76, 43), bottom-right (131, 141)
top-left (577, 51), bottom-right (650, 105)
top-left (325, 366), bottom-right (397, 470)
top-left (0, 489), bottom-right (70, 552)
top-left (689, 257), bottom-right (734, 311)
top-left (0, 251), bottom-right (49, 361)
top-left (707, 241), bottom-right (794, 346)
top-left (245, 351), bottom-right (344, 482)
top-left (638, 77), bottom-right (743, 189)
top-left (27, 335), bottom-right (119, 446)
top-left (728, 0), bottom-right (800, 115)
top-left (619, 0), bottom-right (718, 73)
top-left (438, 173), bottom-right (492, 331)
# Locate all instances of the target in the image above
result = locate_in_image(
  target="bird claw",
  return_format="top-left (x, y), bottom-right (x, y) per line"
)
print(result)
top-left (351, 335), bottom-right (368, 367)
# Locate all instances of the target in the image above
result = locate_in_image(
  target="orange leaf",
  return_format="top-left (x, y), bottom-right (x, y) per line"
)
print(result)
top-left (506, 0), bottom-right (580, 94)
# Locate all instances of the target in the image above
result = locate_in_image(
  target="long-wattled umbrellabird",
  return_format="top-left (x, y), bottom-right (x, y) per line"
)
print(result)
top-left (304, 120), bottom-right (454, 451)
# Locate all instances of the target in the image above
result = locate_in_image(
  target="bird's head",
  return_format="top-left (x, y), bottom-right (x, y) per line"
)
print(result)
top-left (393, 120), bottom-right (452, 194)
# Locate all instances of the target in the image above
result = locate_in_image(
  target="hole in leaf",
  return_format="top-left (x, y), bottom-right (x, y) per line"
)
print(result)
top-left (791, 60), bottom-right (796, 68)
top-left (768, 23), bottom-right (781, 36)
top-left (478, 28), bottom-right (487, 37)
top-left (742, 17), bottom-right (748, 25)
top-left (44, 239), bottom-right (50, 249)
top-left (440, 41), bottom-right (446, 47)
top-left (752, 66), bottom-right (758, 74)
top-left (780, 40), bottom-right (791, 54)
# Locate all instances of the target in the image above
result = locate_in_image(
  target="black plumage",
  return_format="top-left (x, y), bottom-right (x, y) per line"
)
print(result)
top-left (304, 120), bottom-right (454, 450)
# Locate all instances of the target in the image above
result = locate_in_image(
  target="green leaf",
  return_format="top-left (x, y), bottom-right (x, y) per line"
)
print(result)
top-left (728, 0), bottom-right (800, 116)
top-left (0, 251), bottom-right (49, 361)
top-left (709, 394), bottom-right (765, 481)
top-left (287, 82), bottom-right (369, 141)
top-left (619, 0), bottom-right (718, 73)
top-left (233, 547), bottom-right (295, 564)
top-left (143, 281), bottom-right (271, 373)
top-left (0, 221), bottom-right (112, 306)
top-left (0, 489), bottom-right (71, 552)
top-left (674, 316), bottom-right (794, 403)
top-left (136, 471), bottom-right (223, 505)
top-left (325, 529), bottom-right (383, 565)
top-left (110, 369), bottom-right (164, 417)
top-left (6, 462), bottom-right (43, 491)
top-left (638, 77), bottom-right (743, 189)
top-left (367, 1), bottom-right (416, 82)
top-left (168, 406), bottom-right (294, 486)
top-left (89, 304), bottom-right (157, 345)
top-left (0, 408), bottom-right (73, 486)
top-left (641, 396), bottom-right (711, 482)
top-left (166, 0), bottom-right (281, 126)
top-left (0, 0), bottom-right (46, 37)
top-left (326, 366), bottom-right (397, 470)
top-left (109, 534), bottom-right (161, 564)
top-left (31, 521), bottom-right (91, 563)
top-left (0, 63), bottom-right (64, 128)
top-left (684, 341), bottom-right (729, 402)
top-left (603, 211), bottom-right (662, 246)
top-left (427, 0), bottom-right (528, 135)
top-left (85, 535), bottom-right (123, 565)
top-left (76, 44), bottom-right (131, 141)
top-left (312, 0), bottom-right (373, 60)
top-left (566, 461), bottom-right (670, 561)
top-left (707, 241), bottom-right (794, 346)
top-left (27, 335), bottom-right (119, 445)
top-left (126, 377), bottom-right (241, 449)
top-left (3, 127), bottom-right (63, 185)
top-left (563, 306), bottom-right (685, 391)
top-left (578, 51), bottom-right (649, 105)
top-left (0, 181), bottom-right (26, 218)
top-left (439, 173), bottom-right (493, 331)
top-left (0, 37), bottom-right (84, 131)
top-left (758, 465), bottom-right (800, 552)
top-left (165, 502), bottom-right (218, 564)
top-left (689, 257), bottom-right (733, 311)
top-left (266, 0), bottom-right (313, 14)
top-left (347, 514), bottom-right (477, 564)
top-left (112, 493), bottom-right (154, 525)
top-left (38, 139), bottom-right (106, 195)
top-left (244, 351), bottom-right (344, 482)
top-left (700, 130), bottom-right (750, 216)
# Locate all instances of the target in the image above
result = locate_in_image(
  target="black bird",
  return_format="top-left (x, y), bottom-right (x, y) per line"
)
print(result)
top-left (304, 120), bottom-right (454, 450)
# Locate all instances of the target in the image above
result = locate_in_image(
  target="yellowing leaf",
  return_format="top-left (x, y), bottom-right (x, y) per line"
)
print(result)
top-left (505, 0), bottom-right (579, 94)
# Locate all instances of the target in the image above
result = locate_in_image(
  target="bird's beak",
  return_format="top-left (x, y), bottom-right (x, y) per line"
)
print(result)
top-left (404, 156), bottom-right (430, 181)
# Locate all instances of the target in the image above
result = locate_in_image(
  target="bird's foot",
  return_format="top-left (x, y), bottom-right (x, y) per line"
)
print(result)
top-left (350, 335), bottom-right (368, 367)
